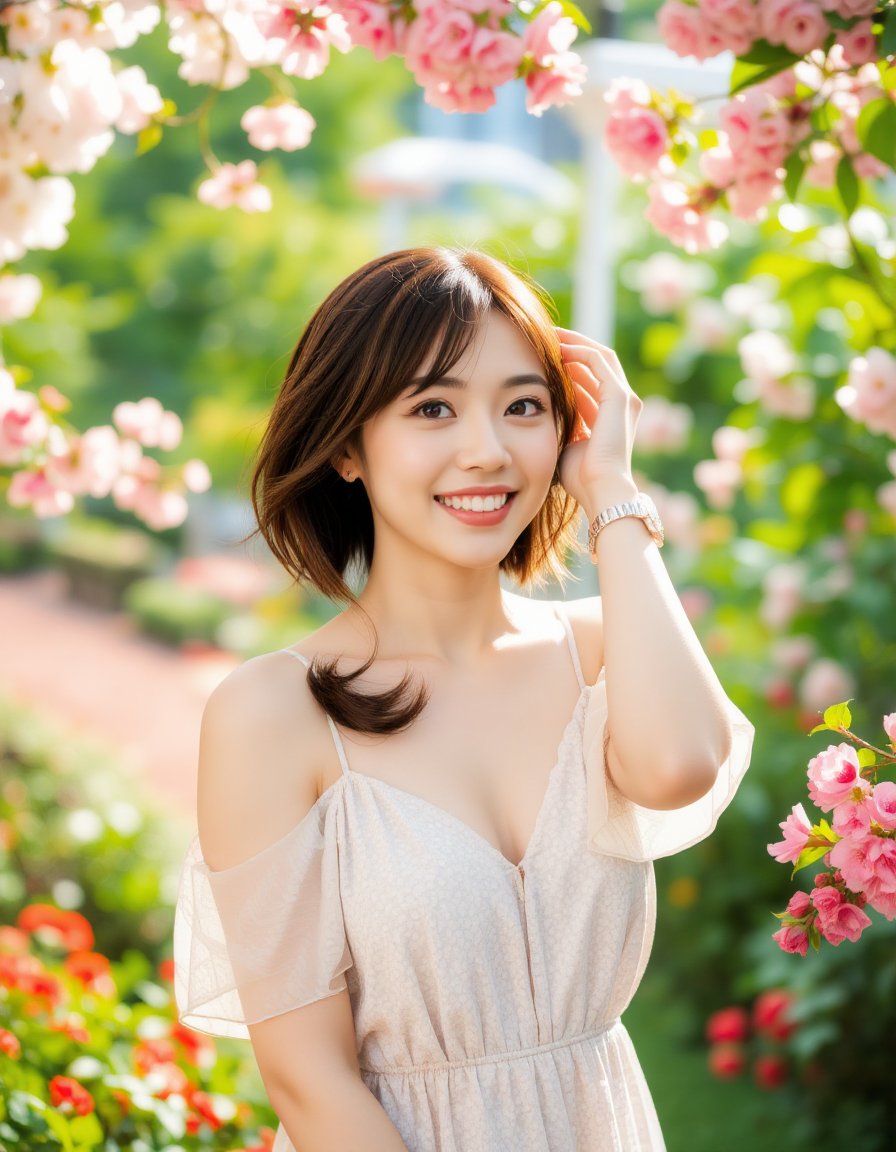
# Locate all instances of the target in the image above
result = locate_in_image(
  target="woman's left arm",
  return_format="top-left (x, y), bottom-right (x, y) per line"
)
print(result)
top-left (557, 328), bottom-right (734, 812)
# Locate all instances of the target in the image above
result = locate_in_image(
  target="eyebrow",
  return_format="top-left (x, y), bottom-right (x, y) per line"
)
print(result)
top-left (405, 374), bottom-right (550, 398)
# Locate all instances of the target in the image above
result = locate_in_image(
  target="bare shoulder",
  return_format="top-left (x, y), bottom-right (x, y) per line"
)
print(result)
top-left (554, 594), bottom-right (604, 685)
top-left (196, 632), bottom-right (338, 872)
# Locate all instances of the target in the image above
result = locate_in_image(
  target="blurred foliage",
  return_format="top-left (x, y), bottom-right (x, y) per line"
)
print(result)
top-left (0, 695), bottom-right (180, 965)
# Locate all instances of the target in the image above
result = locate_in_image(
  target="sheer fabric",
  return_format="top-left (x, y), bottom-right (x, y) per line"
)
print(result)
top-left (173, 603), bottom-right (755, 1151)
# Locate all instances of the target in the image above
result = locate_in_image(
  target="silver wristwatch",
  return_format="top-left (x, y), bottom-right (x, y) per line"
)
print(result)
top-left (587, 491), bottom-right (665, 563)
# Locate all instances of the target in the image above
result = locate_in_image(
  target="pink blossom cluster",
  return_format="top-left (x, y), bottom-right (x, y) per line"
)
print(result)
top-left (769, 712), bottom-right (896, 952)
top-left (657, 0), bottom-right (878, 63)
top-left (604, 31), bottom-right (891, 252)
top-left (736, 329), bottom-right (816, 421)
top-left (0, 374), bottom-right (211, 529)
top-left (693, 423), bottom-right (763, 510)
top-left (836, 348), bottom-right (896, 440)
top-left (331, 0), bottom-right (585, 115)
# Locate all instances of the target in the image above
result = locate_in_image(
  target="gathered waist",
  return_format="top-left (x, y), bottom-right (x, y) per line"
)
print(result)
top-left (359, 1018), bottom-right (622, 1078)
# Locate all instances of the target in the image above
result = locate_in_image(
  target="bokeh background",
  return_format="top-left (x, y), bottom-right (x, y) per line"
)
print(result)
top-left (2, 0), bottom-right (895, 1148)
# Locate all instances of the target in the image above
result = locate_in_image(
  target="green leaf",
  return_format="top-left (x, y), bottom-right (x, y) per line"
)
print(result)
top-left (855, 97), bottom-right (896, 169)
top-left (781, 461), bottom-right (824, 518)
top-left (729, 41), bottom-right (801, 95)
top-left (783, 149), bottom-right (806, 203)
top-left (823, 701), bottom-right (853, 731)
top-left (882, 64), bottom-right (896, 91)
top-left (836, 154), bottom-right (860, 215)
top-left (857, 748), bottom-right (877, 768)
top-left (883, 5), bottom-right (896, 56)
top-left (698, 128), bottom-right (719, 149)
top-left (526, 0), bottom-right (591, 33)
top-left (792, 844), bottom-right (832, 875)
top-left (136, 124), bottom-right (163, 157)
top-left (808, 921), bottom-right (822, 951)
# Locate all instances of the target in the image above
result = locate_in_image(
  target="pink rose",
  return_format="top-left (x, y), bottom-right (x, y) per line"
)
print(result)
top-left (699, 0), bottom-right (757, 54)
top-left (757, 0), bottom-right (830, 55)
top-left (605, 107), bottom-right (669, 177)
top-left (837, 19), bottom-right (877, 66)
top-left (658, 0), bottom-right (724, 59)
top-left (871, 782), bottom-right (896, 831)
top-left (832, 794), bottom-right (874, 838)
top-left (524, 55), bottom-right (586, 116)
top-left (837, 348), bottom-right (896, 438)
top-left (807, 743), bottom-right (867, 811)
top-left (522, 0), bottom-right (577, 62)
top-left (772, 923), bottom-right (810, 955)
top-left (768, 803), bottom-right (813, 864)
top-left (811, 885), bottom-right (871, 945)
top-left (820, 0), bottom-right (877, 15)
top-left (785, 889), bottom-right (812, 917)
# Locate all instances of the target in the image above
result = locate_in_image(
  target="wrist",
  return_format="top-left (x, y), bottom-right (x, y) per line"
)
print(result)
top-left (582, 472), bottom-right (640, 523)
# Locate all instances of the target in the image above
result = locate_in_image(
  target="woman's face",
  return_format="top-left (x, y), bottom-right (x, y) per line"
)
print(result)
top-left (355, 308), bottom-right (560, 572)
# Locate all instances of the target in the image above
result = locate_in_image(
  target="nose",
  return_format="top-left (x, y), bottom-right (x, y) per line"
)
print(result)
top-left (455, 410), bottom-right (513, 472)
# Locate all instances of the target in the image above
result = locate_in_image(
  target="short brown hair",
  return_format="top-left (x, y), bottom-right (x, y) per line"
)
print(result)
top-left (247, 246), bottom-right (584, 735)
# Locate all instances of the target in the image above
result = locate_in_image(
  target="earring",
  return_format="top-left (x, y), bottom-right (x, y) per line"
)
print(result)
top-left (344, 471), bottom-right (354, 482)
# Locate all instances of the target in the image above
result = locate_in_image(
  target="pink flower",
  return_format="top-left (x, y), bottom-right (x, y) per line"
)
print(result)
top-left (837, 18), bottom-right (877, 65)
top-left (807, 743), bottom-right (867, 811)
top-left (810, 885), bottom-right (872, 945)
top-left (706, 1006), bottom-right (749, 1044)
top-left (884, 713), bottom-right (896, 745)
top-left (113, 398), bottom-right (182, 450)
top-left (699, 0), bottom-right (757, 53)
top-left (799, 660), bottom-right (856, 715)
top-left (0, 273), bottom-right (42, 322)
top-left (643, 180), bottom-right (728, 253)
top-left (768, 803), bottom-right (813, 864)
top-left (658, 0), bottom-right (724, 60)
top-left (836, 348), bottom-right (896, 439)
top-left (182, 459), bottom-right (212, 494)
top-left (524, 55), bottom-right (586, 116)
top-left (784, 889), bottom-right (811, 917)
top-left (241, 103), bottom-right (316, 151)
top-left (756, 0), bottom-right (830, 55)
top-left (870, 782), bottom-right (896, 832)
top-left (605, 107), bottom-right (669, 178)
top-left (331, 0), bottom-right (398, 59)
top-left (197, 161), bottom-right (272, 213)
top-left (772, 923), bottom-right (810, 955)
top-left (820, 0), bottom-right (877, 15)
top-left (523, 0), bottom-right (577, 62)
top-left (114, 65), bottom-right (163, 134)
top-left (832, 794), bottom-right (874, 838)
top-left (8, 468), bottom-right (75, 517)
top-left (829, 831), bottom-right (896, 903)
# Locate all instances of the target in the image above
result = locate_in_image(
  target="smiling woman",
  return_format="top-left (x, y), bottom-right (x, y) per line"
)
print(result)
top-left (172, 245), bottom-right (754, 1152)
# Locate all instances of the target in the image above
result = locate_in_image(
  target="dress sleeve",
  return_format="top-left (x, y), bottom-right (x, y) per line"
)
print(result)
top-left (582, 671), bottom-right (755, 863)
top-left (173, 795), bottom-right (353, 1039)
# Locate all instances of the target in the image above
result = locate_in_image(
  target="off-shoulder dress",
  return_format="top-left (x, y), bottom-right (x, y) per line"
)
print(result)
top-left (173, 601), bottom-right (754, 1151)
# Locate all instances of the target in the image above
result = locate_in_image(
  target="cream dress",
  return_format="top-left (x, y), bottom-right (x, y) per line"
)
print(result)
top-left (174, 602), bottom-right (754, 1151)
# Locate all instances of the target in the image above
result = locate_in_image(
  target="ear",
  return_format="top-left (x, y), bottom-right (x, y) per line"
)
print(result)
top-left (331, 448), bottom-right (356, 481)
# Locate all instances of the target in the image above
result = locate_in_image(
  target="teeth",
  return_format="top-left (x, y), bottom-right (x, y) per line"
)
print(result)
top-left (437, 493), bottom-right (510, 512)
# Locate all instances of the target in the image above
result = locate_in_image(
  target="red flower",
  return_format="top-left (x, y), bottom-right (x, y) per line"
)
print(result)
top-left (708, 1043), bottom-right (745, 1080)
top-left (0, 1027), bottom-right (21, 1058)
top-left (754, 1053), bottom-right (789, 1090)
top-left (149, 1061), bottom-right (190, 1099)
top-left (64, 950), bottom-right (116, 995)
top-left (190, 1089), bottom-right (224, 1131)
top-left (49, 1016), bottom-right (91, 1044)
top-left (134, 1037), bottom-right (177, 1073)
top-left (17, 905), bottom-right (94, 953)
top-left (752, 989), bottom-right (796, 1041)
top-left (158, 957), bottom-right (175, 982)
top-left (0, 926), bottom-right (29, 954)
top-left (49, 1075), bottom-right (95, 1116)
top-left (705, 1006), bottom-right (750, 1044)
top-left (171, 1020), bottom-right (217, 1069)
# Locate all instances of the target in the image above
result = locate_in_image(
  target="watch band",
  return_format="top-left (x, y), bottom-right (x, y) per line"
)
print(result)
top-left (587, 493), bottom-right (665, 564)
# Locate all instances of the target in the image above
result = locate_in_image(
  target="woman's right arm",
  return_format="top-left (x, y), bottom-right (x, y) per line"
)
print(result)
top-left (197, 659), bottom-right (410, 1152)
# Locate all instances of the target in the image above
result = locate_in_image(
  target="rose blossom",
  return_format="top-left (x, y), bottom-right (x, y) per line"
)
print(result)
top-left (884, 713), bottom-right (896, 745)
top-left (836, 348), bottom-right (896, 439)
top-left (810, 885), bottom-right (872, 945)
top-left (807, 742), bottom-right (867, 811)
top-left (871, 782), bottom-right (896, 832)
top-left (772, 922), bottom-right (810, 955)
top-left (756, 0), bottom-right (829, 55)
top-left (784, 889), bottom-right (811, 917)
top-left (196, 160), bottom-right (272, 213)
top-left (837, 19), bottom-right (877, 66)
top-left (605, 106), bottom-right (669, 178)
top-left (799, 659), bottom-right (855, 715)
top-left (768, 803), bottom-right (812, 864)
top-left (658, 0), bottom-right (726, 60)
top-left (832, 794), bottom-right (874, 838)
top-left (241, 102), bottom-right (316, 151)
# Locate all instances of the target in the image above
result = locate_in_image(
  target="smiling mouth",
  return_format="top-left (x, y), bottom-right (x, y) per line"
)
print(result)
top-left (434, 492), bottom-right (515, 511)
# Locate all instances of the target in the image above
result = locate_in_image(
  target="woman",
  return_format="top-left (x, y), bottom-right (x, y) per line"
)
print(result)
top-left (173, 246), bottom-right (754, 1151)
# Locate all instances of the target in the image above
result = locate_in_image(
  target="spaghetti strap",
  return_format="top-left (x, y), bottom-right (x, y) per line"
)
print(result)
top-left (279, 649), bottom-right (352, 778)
top-left (553, 603), bottom-right (586, 693)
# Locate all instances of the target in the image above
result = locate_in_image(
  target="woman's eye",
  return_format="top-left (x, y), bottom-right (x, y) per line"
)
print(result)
top-left (414, 400), bottom-right (452, 419)
top-left (507, 398), bottom-right (548, 416)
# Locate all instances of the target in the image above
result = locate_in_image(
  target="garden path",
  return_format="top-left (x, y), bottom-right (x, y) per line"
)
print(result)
top-left (0, 568), bottom-right (238, 829)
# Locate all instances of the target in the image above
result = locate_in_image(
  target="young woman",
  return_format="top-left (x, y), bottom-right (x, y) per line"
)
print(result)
top-left (173, 246), bottom-right (754, 1151)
